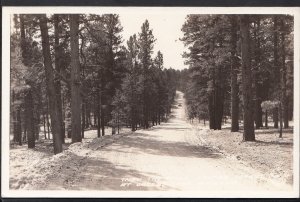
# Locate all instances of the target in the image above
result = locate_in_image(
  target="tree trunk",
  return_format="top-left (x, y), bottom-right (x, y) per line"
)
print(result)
top-left (39, 14), bottom-right (63, 154)
top-left (54, 14), bottom-right (65, 144)
top-left (208, 94), bottom-right (215, 129)
top-left (117, 115), bottom-right (120, 134)
top-left (12, 90), bottom-right (18, 142)
top-left (62, 95), bottom-right (66, 138)
top-left (70, 14), bottom-right (82, 143)
top-left (207, 39), bottom-right (224, 130)
top-left (240, 15), bottom-right (255, 141)
top-left (279, 102), bottom-right (283, 138)
top-left (82, 101), bottom-right (85, 138)
top-left (46, 101), bottom-right (51, 139)
top-left (112, 126), bottom-right (116, 135)
top-left (35, 94), bottom-right (41, 141)
top-left (43, 113), bottom-right (47, 139)
top-left (23, 115), bottom-right (27, 142)
top-left (16, 108), bottom-right (22, 145)
top-left (143, 104), bottom-right (149, 129)
top-left (94, 96), bottom-right (97, 127)
top-left (131, 108), bottom-right (135, 132)
top-left (254, 95), bottom-right (263, 129)
top-left (273, 16), bottom-right (279, 128)
top-left (265, 110), bottom-right (268, 128)
top-left (254, 18), bottom-right (263, 129)
top-left (100, 74), bottom-right (105, 136)
top-left (215, 66), bottom-right (224, 130)
top-left (273, 107), bottom-right (279, 128)
top-left (230, 16), bottom-right (239, 132)
top-left (209, 69), bottom-right (224, 130)
top-left (25, 89), bottom-right (35, 148)
top-left (280, 19), bottom-right (289, 129)
top-left (158, 111), bottom-right (161, 125)
top-left (97, 90), bottom-right (101, 137)
top-left (143, 75), bottom-right (149, 129)
top-left (209, 61), bottom-right (216, 130)
top-left (86, 102), bottom-right (90, 128)
top-left (101, 107), bottom-right (105, 136)
top-left (20, 14), bottom-right (35, 147)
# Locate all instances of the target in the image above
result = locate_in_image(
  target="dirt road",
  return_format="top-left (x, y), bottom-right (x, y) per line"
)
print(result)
top-left (28, 91), bottom-right (292, 193)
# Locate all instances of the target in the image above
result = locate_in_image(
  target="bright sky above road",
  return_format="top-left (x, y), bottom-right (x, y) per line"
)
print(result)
top-left (10, 13), bottom-right (189, 70)
top-left (119, 13), bottom-right (188, 70)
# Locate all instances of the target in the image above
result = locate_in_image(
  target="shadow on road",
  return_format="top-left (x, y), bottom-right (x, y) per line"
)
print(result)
top-left (110, 132), bottom-right (222, 159)
top-left (26, 150), bottom-right (177, 191)
top-left (70, 155), bottom-right (176, 191)
top-left (253, 140), bottom-right (293, 147)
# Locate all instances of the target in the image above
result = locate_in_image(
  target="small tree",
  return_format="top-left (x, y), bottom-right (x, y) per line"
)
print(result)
top-left (109, 90), bottom-right (126, 134)
top-left (261, 100), bottom-right (282, 137)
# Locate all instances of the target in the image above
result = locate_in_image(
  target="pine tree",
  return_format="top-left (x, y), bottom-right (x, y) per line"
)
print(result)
top-left (272, 16), bottom-right (280, 128)
top-left (240, 15), bottom-right (255, 141)
top-left (53, 14), bottom-right (65, 143)
top-left (70, 14), bottom-right (82, 143)
top-left (181, 15), bottom-right (230, 130)
top-left (39, 14), bottom-right (63, 153)
top-left (229, 15), bottom-right (239, 132)
top-left (138, 20), bottom-right (156, 129)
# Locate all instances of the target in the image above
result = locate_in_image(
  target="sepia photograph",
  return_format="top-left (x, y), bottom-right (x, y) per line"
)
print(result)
top-left (1, 6), bottom-right (299, 198)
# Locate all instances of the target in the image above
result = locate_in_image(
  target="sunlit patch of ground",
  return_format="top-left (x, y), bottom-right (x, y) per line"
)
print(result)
top-left (193, 122), bottom-right (293, 185)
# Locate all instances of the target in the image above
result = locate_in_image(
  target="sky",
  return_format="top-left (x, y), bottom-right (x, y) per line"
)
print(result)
top-left (119, 13), bottom-right (188, 70)
top-left (10, 13), bottom-right (189, 70)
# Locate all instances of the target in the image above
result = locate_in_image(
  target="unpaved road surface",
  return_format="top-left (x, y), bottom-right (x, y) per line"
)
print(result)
top-left (29, 91), bottom-right (293, 192)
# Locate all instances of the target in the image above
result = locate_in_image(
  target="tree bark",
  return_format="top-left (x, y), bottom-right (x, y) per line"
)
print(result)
top-left (39, 14), bottom-right (63, 154)
top-left (254, 94), bottom-right (263, 129)
top-left (253, 18), bottom-right (263, 129)
top-left (54, 14), bottom-right (65, 144)
top-left (280, 19), bottom-right (289, 129)
top-left (16, 107), bottom-right (22, 145)
top-left (208, 67), bottom-right (224, 130)
top-left (81, 101), bottom-right (85, 138)
top-left (70, 14), bottom-right (82, 143)
top-left (240, 15), bottom-right (255, 141)
top-left (101, 105), bottom-right (105, 136)
top-left (97, 90), bottom-right (101, 137)
top-left (43, 113), bottom-right (47, 139)
top-left (25, 89), bottom-right (35, 148)
top-left (34, 89), bottom-right (41, 141)
top-left (279, 102), bottom-right (283, 138)
top-left (100, 84), bottom-right (105, 136)
top-left (20, 14), bottom-right (36, 147)
top-left (12, 90), bottom-right (18, 142)
top-left (86, 102), bottom-right (90, 128)
top-left (216, 66), bottom-right (225, 130)
top-left (230, 16), bottom-right (239, 132)
top-left (131, 107), bottom-right (136, 132)
top-left (94, 96), bottom-right (98, 127)
top-left (265, 110), bottom-right (268, 128)
top-left (208, 93), bottom-right (215, 129)
top-left (46, 100), bottom-right (51, 139)
top-left (273, 107), bottom-right (279, 128)
top-left (273, 16), bottom-right (279, 128)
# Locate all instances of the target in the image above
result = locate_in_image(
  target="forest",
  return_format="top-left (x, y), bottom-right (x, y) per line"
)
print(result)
top-left (10, 14), bottom-right (180, 154)
top-left (179, 14), bottom-right (293, 141)
top-left (10, 14), bottom-right (294, 154)
top-left (8, 13), bottom-right (295, 192)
